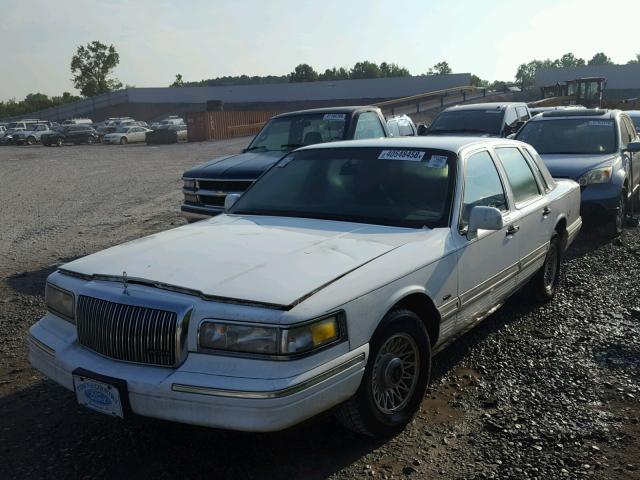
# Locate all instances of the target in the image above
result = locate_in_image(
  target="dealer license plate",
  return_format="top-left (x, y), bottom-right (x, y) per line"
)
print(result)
top-left (73, 375), bottom-right (124, 418)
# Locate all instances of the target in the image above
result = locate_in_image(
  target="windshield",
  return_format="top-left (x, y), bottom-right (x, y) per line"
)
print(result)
top-left (231, 147), bottom-right (456, 228)
top-left (516, 118), bottom-right (617, 154)
top-left (629, 115), bottom-right (640, 131)
top-left (429, 109), bottom-right (504, 135)
top-left (246, 113), bottom-right (349, 152)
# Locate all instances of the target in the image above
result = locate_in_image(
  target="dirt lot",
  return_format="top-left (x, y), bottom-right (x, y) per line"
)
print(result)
top-left (1, 141), bottom-right (639, 479)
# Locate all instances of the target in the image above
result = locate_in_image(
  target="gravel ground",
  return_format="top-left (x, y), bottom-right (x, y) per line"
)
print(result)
top-left (0, 142), bottom-right (639, 479)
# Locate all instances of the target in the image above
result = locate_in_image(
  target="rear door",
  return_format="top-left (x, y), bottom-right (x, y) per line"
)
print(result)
top-left (621, 115), bottom-right (640, 195)
top-left (493, 146), bottom-right (552, 286)
top-left (454, 149), bottom-right (523, 331)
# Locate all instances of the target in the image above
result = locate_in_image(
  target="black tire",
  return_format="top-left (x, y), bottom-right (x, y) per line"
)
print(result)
top-left (606, 188), bottom-right (627, 237)
top-left (26, 136), bottom-right (36, 146)
top-left (86, 136), bottom-right (94, 145)
top-left (120, 137), bottom-right (127, 145)
top-left (336, 309), bottom-right (431, 437)
top-left (56, 137), bottom-right (63, 147)
top-left (529, 233), bottom-right (562, 303)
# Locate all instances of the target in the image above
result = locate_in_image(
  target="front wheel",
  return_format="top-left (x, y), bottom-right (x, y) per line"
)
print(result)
top-left (336, 309), bottom-right (431, 437)
top-left (606, 189), bottom-right (627, 237)
top-left (86, 136), bottom-right (94, 144)
top-left (56, 137), bottom-right (63, 147)
top-left (120, 137), bottom-right (127, 145)
top-left (26, 136), bottom-right (36, 145)
top-left (529, 234), bottom-right (562, 302)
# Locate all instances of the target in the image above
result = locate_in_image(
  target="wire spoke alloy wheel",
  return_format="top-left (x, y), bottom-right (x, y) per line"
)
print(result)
top-left (371, 333), bottom-right (420, 415)
top-left (543, 243), bottom-right (558, 294)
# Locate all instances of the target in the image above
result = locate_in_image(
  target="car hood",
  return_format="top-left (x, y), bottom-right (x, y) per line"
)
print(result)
top-left (60, 215), bottom-right (425, 309)
top-left (184, 151), bottom-right (286, 180)
top-left (539, 153), bottom-right (618, 179)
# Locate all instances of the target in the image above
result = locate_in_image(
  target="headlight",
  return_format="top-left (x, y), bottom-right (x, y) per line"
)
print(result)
top-left (198, 313), bottom-right (344, 357)
top-left (183, 178), bottom-right (196, 190)
top-left (45, 283), bottom-right (75, 322)
top-left (578, 166), bottom-right (612, 186)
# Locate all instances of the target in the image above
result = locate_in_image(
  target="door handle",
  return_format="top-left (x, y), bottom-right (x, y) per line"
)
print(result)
top-left (506, 225), bottom-right (520, 236)
top-left (542, 206), bottom-right (551, 216)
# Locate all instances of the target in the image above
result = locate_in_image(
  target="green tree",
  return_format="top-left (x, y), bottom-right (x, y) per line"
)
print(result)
top-left (470, 74), bottom-right (489, 87)
top-left (627, 53), bottom-right (640, 64)
top-left (70, 41), bottom-right (122, 97)
top-left (350, 61), bottom-right (381, 79)
top-left (171, 74), bottom-right (184, 87)
top-left (380, 62), bottom-right (410, 77)
top-left (289, 64), bottom-right (319, 82)
top-left (588, 52), bottom-right (614, 66)
top-left (319, 67), bottom-right (350, 81)
top-left (559, 52), bottom-right (586, 68)
top-left (428, 61), bottom-right (452, 75)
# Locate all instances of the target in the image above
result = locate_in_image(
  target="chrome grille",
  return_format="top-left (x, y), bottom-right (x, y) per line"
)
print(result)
top-left (77, 295), bottom-right (178, 366)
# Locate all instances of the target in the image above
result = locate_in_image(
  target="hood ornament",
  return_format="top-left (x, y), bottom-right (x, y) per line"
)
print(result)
top-left (122, 271), bottom-right (130, 295)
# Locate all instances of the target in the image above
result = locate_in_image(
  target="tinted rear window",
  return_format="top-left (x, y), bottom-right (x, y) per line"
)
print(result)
top-left (429, 109), bottom-right (504, 135)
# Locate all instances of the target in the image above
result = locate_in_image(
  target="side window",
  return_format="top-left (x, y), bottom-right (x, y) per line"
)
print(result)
top-left (398, 119), bottom-right (415, 136)
top-left (623, 117), bottom-right (637, 142)
top-left (516, 106), bottom-right (529, 121)
top-left (353, 112), bottom-right (385, 139)
top-left (461, 151), bottom-right (508, 228)
top-left (503, 107), bottom-right (518, 127)
top-left (620, 118), bottom-right (633, 148)
top-left (521, 147), bottom-right (550, 192)
top-left (495, 147), bottom-right (541, 204)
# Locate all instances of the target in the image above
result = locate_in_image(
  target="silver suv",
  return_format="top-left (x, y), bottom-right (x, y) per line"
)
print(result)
top-left (13, 124), bottom-right (53, 145)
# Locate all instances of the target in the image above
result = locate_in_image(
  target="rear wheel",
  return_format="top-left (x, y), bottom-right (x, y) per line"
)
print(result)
top-left (86, 136), bottom-right (94, 145)
top-left (336, 309), bottom-right (431, 437)
top-left (529, 233), bottom-right (562, 302)
top-left (26, 136), bottom-right (36, 145)
top-left (120, 137), bottom-right (127, 145)
top-left (56, 137), bottom-right (63, 147)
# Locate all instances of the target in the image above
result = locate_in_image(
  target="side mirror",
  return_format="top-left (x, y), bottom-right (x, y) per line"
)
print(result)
top-left (624, 141), bottom-right (640, 153)
top-left (224, 193), bottom-right (241, 212)
top-left (417, 124), bottom-right (429, 136)
top-left (467, 206), bottom-right (504, 240)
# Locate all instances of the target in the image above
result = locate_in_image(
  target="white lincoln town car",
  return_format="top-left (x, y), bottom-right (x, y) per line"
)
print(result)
top-left (29, 137), bottom-right (582, 437)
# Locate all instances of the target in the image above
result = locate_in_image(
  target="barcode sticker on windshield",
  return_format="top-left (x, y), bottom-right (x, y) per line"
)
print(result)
top-left (588, 120), bottom-right (613, 126)
top-left (378, 150), bottom-right (425, 161)
top-left (323, 114), bottom-right (346, 120)
top-left (427, 155), bottom-right (448, 168)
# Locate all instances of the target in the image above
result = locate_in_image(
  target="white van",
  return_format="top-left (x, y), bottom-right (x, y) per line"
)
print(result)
top-left (62, 118), bottom-right (93, 126)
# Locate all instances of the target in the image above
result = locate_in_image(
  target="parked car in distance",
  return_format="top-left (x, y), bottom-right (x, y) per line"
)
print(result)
top-left (386, 114), bottom-right (417, 137)
top-left (102, 126), bottom-right (152, 145)
top-left (146, 124), bottom-right (188, 144)
top-left (62, 118), bottom-right (93, 126)
top-left (515, 109), bottom-right (640, 235)
top-left (529, 105), bottom-right (586, 116)
top-left (627, 110), bottom-right (640, 134)
top-left (425, 102), bottom-right (531, 138)
top-left (41, 125), bottom-right (100, 146)
top-left (13, 124), bottom-right (53, 145)
top-left (29, 136), bottom-right (581, 436)
top-left (0, 125), bottom-right (6, 138)
top-left (181, 106), bottom-right (390, 220)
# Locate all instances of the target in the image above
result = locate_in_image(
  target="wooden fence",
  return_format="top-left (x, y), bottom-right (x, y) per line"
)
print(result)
top-left (186, 111), bottom-right (280, 142)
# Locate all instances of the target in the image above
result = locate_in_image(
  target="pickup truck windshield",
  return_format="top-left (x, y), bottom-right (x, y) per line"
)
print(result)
top-left (231, 147), bottom-right (456, 228)
top-left (516, 118), bottom-right (617, 154)
top-left (246, 113), bottom-right (348, 152)
top-left (429, 110), bottom-right (503, 135)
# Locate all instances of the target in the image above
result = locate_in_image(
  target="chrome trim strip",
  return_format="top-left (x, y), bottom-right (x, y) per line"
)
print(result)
top-left (438, 297), bottom-right (460, 321)
top-left (28, 334), bottom-right (55, 356)
top-left (460, 262), bottom-right (519, 308)
top-left (520, 243), bottom-right (549, 271)
top-left (171, 353), bottom-right (366, 399)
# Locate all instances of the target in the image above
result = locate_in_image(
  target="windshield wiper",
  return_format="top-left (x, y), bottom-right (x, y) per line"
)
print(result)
top-left (430, 128), bottom-right (490, 134)
top-left (245, 145), bottom-right (268, 152)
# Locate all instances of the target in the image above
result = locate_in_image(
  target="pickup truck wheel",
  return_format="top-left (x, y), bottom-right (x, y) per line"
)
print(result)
top-left (120, 137), bottom-right (127, 145)
top-left (26, 136), bottom-right (36, 145)
top-left (529, 234), bottom-right (561, 303)
top-left (336, 309), bottom-right (431, 437)
top-left (56, 137), bottom-right (63, 147)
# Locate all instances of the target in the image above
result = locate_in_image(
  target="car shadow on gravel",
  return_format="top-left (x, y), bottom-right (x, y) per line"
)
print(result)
top-left (6, 257), bottom-right (79, 296)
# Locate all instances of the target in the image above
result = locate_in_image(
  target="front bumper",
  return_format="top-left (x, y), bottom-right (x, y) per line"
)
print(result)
top-left (28, 314), bottom-right (367, 432)
top-left (579, 183), bottom-right (622, 218)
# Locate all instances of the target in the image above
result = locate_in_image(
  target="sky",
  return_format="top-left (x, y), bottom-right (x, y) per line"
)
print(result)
top-left (1, 0), bottom-right (639, 101)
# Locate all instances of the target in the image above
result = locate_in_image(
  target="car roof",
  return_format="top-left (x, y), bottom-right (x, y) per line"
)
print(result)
top-left (274, 106), bottom-right (377, 118)
top-left (297, 136), bottom-right (524, 155)
top-left (531, 108), bottom-right (618, 120)
top-left (443, 102), bottom-right (528, 112)
top-left (626, 110), bottom-right (640, 117)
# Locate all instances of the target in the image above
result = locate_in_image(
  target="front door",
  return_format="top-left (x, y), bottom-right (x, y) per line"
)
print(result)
top-left (454, 149), bottom-right (522, 331)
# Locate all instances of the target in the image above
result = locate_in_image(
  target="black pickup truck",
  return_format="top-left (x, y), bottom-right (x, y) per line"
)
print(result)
top-left (181, 106), bottom-right (391, 220)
